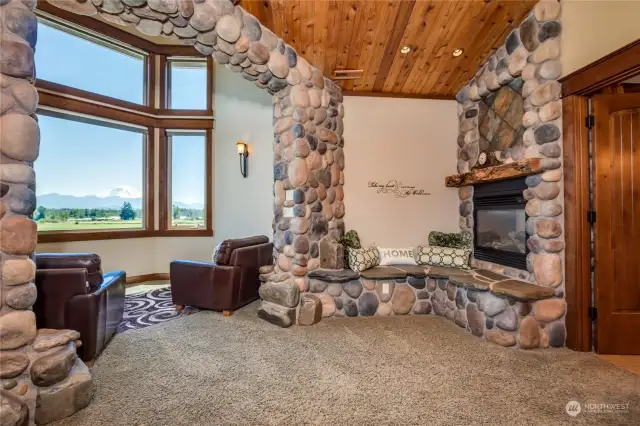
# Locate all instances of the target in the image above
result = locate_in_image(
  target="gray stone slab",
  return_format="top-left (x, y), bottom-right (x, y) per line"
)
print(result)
top-left (390, 265), bottom-right (427, 278)
top-left (359, 266), bottom-right (407, 280)
top-left (426, 266), bottom-right (471, 280)
top-left (491, 280), bottom-right (555, 301)
top-left (307, 268), bottom-right (359, 283)
top-left (449, 274), bottom-right (492, 291)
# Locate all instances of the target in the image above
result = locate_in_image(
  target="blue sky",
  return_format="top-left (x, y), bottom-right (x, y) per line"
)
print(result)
top-left (35, 21), bottom-right (207, 206)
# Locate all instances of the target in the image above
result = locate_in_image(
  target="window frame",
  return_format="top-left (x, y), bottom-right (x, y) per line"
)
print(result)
top-left (36, 14), bottom-right (151, 108)
top-left (158, 129), bottom-right (213, 237)
top-left (35, 108), bottom-right (155, 242)
top-left (164, 57), bottom-right (212, 112)
top-left (35, 6), bottom-right (214, 242)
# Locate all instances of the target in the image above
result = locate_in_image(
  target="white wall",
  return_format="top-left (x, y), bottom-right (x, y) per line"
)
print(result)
top-left (561, 0), bottom-right (640, 76)
top-left (342, 96), bottom-right (460, 248)
top-left (211, 65), bottom-right (273, 246)
top-left (36, 64), bottom-right (274, 276)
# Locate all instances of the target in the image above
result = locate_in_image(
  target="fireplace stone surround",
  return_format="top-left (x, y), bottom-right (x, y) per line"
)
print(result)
top-left (454, 0), bottom-right (566, 346)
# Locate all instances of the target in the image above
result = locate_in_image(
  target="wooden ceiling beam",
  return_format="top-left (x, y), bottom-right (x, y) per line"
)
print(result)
top-left (419, 0), bottom-right (477, 95)
top-left (372, 0), bottom-right (416, 92)
top-left (400, 0), bottom-right (459, 94)
top-left (381, 1), bottom-right (439, 93)
top-left (429, 0), bottom-right (494, 95)
top-left (341, 0), bottom-right (377, 91)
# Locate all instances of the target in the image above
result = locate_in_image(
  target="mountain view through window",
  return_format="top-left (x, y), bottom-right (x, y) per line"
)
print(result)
top-left (34, 19), bottom-right (207, 233)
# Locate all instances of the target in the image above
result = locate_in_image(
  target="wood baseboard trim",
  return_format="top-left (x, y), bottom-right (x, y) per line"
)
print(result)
top-left (126, 273), bottom-right (170, 285)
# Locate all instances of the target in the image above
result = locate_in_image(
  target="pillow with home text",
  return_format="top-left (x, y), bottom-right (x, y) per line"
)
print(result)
top-left (377, 247), bottom-right (417, 266)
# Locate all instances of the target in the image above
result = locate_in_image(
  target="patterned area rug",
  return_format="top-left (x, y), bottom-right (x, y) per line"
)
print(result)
top-left (117, 287), bottom-right (199, 334)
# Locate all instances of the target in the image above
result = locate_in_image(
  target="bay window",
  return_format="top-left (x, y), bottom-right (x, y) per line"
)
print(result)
top-left (35, 8), bottom-right (213, 242)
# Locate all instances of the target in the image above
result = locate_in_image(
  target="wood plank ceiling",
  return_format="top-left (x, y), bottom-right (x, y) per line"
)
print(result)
top-left (240, 0), bottom-right (536, 99)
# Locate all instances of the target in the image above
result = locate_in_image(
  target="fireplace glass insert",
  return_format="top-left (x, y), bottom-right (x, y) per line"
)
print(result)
top-left (473, 177), bottom-right (528, 269)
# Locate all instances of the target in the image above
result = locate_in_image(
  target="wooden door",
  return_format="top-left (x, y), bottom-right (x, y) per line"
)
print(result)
top-left (593, 93), bottom-right (640, 354)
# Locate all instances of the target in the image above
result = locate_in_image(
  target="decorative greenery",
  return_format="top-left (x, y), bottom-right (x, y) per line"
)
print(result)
top-left (428, 231), bottom-right (473, 249)
top-left (339, 230), bottom-right (362, 268)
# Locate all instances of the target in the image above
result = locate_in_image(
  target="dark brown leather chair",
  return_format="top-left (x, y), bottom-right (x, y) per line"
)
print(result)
top-left (34, 253), bottom-right (126, 362)
top-left (170, 236), bottom-right (273, 315)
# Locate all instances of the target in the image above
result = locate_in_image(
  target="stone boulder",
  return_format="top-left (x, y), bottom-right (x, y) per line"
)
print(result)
top-left (357, 292), bottom-right (379, 316)
top-left (486, 330), bottom-right (516, 347)
top-left (454, 309), bottom-right (468, 328)
top-left (0, 310), bottom-right (36, 350)
top-left (30, 342), bottom-right (76, 387)
top-left (495, 307), bottom-right (518, 331)
top-left (478, 293), bottom-right (507, 317)
top-left (412, 300), bottom-right (432, 315)
top-left (257, 301), bottom-right (296, 328)
top-left (0, 351), bottom-right (29, 379)
top-left (466, 303), bottom-right (484, 337)
top-left (298, 294), bottom-right (322, 326)
top-left (259, 279), bottom-right (300, 308)
top-left (391, 285), bottom-right (416, 315)
top-left (319, 236), bottom-right (344, 269)
top-left (376, 303), bottom-right (392, 316)
top-left (32, 329), bottom-right (81, 353)
top-left (548, 322), bottom-right (566, 347)
top-left (343, 299), bottom-right (359, 317)
top-left (518, 316), bottom-right (541, 349)
top-left (342, 280), bottom-right (362, 299)
top-left (35, 358), bottom-right (93, 425)
top-left (0, 389), bottom-right (29, 426)
top-left (317, 293), bottom-right (336, 318)
top-left (533, 298), bottom-right (566, 322)
top-left (431, 290), bottom-right (447, 316)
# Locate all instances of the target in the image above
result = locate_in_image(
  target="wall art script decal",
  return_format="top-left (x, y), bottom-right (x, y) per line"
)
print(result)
top-left (368, 180), bottom-right (431, 198)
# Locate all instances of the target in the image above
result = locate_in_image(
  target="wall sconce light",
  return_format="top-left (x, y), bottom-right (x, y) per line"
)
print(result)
top-left (236, 141), bottom-right (249, 178)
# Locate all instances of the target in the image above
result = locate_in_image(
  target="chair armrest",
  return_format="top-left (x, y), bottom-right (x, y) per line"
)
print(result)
top-left (34, 268), bottom-right (88, 330)
top-left (67, 270), bottom-right (126, 362)
top-left (170, 261), bottom-right (241, 310)
top-left (92, 270), bottom-right (126, 295)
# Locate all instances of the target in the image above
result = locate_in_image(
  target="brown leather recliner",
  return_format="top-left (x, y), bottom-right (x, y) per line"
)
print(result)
top-left (34, 253), bottom-right (126, 362)
top-left (170, 236), bottom-right (273, 314)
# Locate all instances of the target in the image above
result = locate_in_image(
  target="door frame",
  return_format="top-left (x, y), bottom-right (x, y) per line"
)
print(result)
top-left (560, 39), bottom-right (640, 351)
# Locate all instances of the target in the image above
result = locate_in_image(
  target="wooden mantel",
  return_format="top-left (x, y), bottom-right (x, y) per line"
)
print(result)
top-left (445, 159), bottom-right (544, 187)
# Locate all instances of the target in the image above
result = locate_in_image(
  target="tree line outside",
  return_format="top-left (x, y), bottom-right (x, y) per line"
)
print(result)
top-left (36, 202), bottom-right (205, 231)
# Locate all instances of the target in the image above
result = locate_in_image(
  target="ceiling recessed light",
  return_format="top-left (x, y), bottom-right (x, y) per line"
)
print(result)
top-left (452, 48), bottom-right (464, 57)
top-left (400, 45), bottom-right (411, 54)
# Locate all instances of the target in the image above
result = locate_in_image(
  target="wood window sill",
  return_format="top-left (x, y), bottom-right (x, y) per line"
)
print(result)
top-left (38, 229), bottom-right (213, 243)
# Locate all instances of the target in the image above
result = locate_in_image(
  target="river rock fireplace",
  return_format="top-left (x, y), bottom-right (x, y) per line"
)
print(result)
top-left (473, 178), bottom-right (528, 270)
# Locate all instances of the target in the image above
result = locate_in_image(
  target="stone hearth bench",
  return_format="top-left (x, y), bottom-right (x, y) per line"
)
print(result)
top-left (258, 265), bottom-right (566, 350)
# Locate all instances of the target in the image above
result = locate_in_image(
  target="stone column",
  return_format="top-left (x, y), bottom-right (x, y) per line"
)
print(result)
top-left (271, 71), bottom-right (346, 285)
top-left (1, 2), bottom-right (94, 425)
top-left (1, 0), bottom-right (41, 423)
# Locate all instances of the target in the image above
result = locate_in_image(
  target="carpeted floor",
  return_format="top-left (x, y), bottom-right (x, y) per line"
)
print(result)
top-left (54, 302), bottom-right (639, 426)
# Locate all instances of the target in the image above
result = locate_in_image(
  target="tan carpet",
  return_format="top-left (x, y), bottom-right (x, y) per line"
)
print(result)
top-left (54, 302), bottom-right (639, 426)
